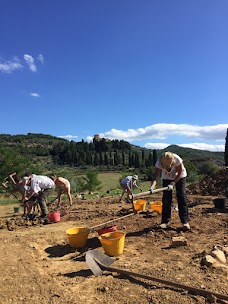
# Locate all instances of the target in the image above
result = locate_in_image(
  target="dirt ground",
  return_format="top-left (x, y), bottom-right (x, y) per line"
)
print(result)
top-left (0, 193), bottom-right (227, 304)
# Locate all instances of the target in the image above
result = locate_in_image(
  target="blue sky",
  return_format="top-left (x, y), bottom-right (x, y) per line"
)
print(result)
top-left (1, 0), bottom-right (228, 152)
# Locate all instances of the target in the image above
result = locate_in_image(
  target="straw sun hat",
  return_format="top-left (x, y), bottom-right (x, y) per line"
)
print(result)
top-left (160, 152), bottom-right (175, 168)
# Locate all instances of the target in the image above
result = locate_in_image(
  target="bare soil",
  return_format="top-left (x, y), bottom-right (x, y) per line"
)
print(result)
top-left (0, 193), bottom-right (227, 304)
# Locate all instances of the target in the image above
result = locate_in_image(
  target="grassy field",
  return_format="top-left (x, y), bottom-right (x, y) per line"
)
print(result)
top-left (0, 172), bottom-right (152, 205)
top-left (97, 172), bottom-right (151, 196)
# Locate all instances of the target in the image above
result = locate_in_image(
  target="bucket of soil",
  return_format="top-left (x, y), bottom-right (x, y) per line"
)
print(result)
top-left (97, 225), bottom-right (117, 236)
top-left (98, 231), bottom-right (126, 256)
top-left (48, 211), bottom-right (61, 223)
top-left (66, 227), bottom-right (90, 248)
top-left (212, 198), bottom-right (227, 209)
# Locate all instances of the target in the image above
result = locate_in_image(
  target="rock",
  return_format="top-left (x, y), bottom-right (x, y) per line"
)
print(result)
top-left (222, 245), bottom-right (228, 257)
top-left (171, 236), bottom-right (187, 247)
top-left (202, 255), bottom-right (217, 267)
top-left (211, 248), bottom-right (226, 264)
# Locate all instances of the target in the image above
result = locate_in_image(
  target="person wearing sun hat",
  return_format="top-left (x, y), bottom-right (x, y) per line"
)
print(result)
top-left (119, 174), bottom-right (142, 203)
top-left (150, 151), bottom-right (190, 230)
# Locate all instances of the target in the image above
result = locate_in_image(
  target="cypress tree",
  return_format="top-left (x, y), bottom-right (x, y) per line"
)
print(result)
top-left (225, 128), bottom-right (228, 166)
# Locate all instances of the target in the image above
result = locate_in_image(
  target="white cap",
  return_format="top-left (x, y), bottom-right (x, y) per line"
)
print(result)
top-left (133, 175), bottom-right (138, 180)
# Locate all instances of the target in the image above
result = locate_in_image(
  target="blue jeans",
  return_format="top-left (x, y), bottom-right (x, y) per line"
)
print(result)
top-left (162, 178), bottom-right (190, 224)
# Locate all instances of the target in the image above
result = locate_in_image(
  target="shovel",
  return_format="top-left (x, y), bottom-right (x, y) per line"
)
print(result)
top-left (85, 250), bottom-right (228, 301)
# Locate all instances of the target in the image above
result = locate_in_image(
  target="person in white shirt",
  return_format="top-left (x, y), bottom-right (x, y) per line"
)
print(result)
top-left (150, 152), bottom-right (190, 230)
top-left (119, 175), bottom-right (142, 202)
top-left (23, 173), bottom-right (55, 218)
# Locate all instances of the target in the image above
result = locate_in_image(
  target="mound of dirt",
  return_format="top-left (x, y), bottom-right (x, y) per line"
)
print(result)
top-left (187, 168), bottom-right (228, 197)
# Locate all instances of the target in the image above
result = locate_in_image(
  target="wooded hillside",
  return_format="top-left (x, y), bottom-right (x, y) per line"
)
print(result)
top-left (0, 133), bottom-right (224, 183)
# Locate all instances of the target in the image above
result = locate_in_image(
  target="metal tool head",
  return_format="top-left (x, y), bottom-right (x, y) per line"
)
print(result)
top-left (85, 249), bottom-right (114, 277)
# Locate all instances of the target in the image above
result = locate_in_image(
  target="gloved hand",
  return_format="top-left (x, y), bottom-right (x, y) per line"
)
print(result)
top-left (140, 188), bottom-right (143, 192)
top-left (167, 182), bottom-right (175, 191)
top-left (149, 187), bottom-right (154, 194)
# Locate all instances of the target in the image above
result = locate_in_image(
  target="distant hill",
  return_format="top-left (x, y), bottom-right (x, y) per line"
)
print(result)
top-left (125, 143), bottom-right (224, 164)
top-left (0, 133), bottom-right (224, 182)
top-left (159, 144), bottom-right (224, 166)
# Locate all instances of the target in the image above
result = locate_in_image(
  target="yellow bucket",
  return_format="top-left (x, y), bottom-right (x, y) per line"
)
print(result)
top-left (98, 231), bottom-right (126, 256)
top-left (134, 199), bottom-right (147, 212)
top-left (66, 227), bottom-right (90, 248)
top-left (150, 201), bottom-right (162, 214)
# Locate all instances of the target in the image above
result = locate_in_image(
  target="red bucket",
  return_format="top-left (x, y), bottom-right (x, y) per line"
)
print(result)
top-left (48, 211), bottom-right (61, 223)
top-left (97, 225), bottom-right (117, 236)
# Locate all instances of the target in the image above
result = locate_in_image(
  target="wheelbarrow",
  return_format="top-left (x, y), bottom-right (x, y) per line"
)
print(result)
top-left (85, 250), bottom-right (228, 301)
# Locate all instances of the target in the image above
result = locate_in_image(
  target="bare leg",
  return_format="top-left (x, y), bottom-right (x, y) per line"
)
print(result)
top-left (119, 190), bottom-right (125, 202)
top-left (57, 189), bottom-right (62, 207)
top-left (66, 188), bottom-right (72, 206)
top-left (23, 201), bottom-right (29, 215)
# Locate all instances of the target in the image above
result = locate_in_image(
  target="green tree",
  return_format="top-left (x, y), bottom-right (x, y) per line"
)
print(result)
top-left (153, 149), bottom-right (158, 166)
top-left (81, 171), bottom-right (102, 192)
top-left (184, 160), bottom-right (199, 183)
top-left (0, 147), bottom-right (30, 182)
top-left (225, 128), bottom-right (228, 166)
top-left (199, 161), bottom-right (220, 176)
top-left (145, 166), bottom-right (155, 182)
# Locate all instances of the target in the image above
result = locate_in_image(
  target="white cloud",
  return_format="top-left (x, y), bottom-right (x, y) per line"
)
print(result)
top-left (144, 143), bottom-right (170, 150)
top-left (0, 60), bottom-right (23, 73)
top-left (179, 143), bottom-right (224, 152)
top-left (86, 136), bottom-right (93, 143)
top-left (58, 135), bottom-right (78, 140)
top-left (24, 54), bottom-right (37, 72)
top-left (37, 54), bottom-right (44, 64)
top-left (30, 93), bottom-right (40, 98)
top-left (95, 123), bottom-right (228, 152)
top-left (0, 54), bottom-right (43, 73)
top-left (144, 142), bottom-right (224, 152)
top-left (100, 123), bottom-right (228, 142)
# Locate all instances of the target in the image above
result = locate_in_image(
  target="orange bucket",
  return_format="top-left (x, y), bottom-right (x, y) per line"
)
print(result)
top-left (134, 199), bottom-right (147, 212)
top-left (48, 211), bottom-right (61, 223)
top-left (150, 201), bottom-right (162, 214)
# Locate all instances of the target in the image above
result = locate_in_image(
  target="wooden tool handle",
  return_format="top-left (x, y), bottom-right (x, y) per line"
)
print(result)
top-left (99, 262), bottom-right (228, 301)
top-left (133, 187), bottom-right (168, 199)
top-left (90, 212), bottom-right (135, 230)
